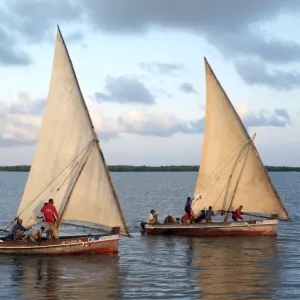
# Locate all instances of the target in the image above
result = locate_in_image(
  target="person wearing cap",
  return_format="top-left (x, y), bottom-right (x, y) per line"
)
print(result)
top-left (4, 218), bottom-right (31, 241)
top-left (147, 209), bottom-right (158, 224)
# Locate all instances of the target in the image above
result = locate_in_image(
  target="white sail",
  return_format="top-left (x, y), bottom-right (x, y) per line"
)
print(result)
top-left (16, 27), bottom-right (129, 234)
top-left (192, 58), bottom-right (290, 220)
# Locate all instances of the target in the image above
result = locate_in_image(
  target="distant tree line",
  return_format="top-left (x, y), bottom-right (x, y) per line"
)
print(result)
top-left (1, 165), bottom-right (300, 172)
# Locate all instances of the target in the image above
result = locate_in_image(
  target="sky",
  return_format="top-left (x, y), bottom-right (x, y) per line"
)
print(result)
top-left (1, 0), bottom-right (300, 166)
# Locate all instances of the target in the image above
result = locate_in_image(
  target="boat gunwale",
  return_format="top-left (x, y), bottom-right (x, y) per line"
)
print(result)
top-left (0, 234), bottom-right (119, 250)
top-left (145, 219), bottom-right (278, 230)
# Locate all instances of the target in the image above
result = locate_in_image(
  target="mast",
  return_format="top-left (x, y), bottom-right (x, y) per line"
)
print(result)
top-left (56, 25), bottom-right (131, 236)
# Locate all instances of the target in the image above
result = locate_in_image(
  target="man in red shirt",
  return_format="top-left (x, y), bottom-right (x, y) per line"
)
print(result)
top-left (41, 199), bottom-right (59, 240)
top-left (232, 205), bottom-right (244, 222)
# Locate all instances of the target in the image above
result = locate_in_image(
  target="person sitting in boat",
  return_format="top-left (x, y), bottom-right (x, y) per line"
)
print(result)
top-left (195, 210), bottom-right (206, 223)
top-left (4, 218), bottom-right (31, 241)
top-left (24, 226), bottom-right (45, 242)
top-left (205, 206), bottom-right (215, 223)
top-left (181, 212), bottom-right (191, 224)
top-left (175, 218), bottom-right (181, 224)
top-left (41, 199), bottom-right (59, 240)
top-left (232, 205), bottom-right (244, 222)
top-left (147, 210), bottom-right (158, 224)
top-left (164, 213), bottom-right (175, 224)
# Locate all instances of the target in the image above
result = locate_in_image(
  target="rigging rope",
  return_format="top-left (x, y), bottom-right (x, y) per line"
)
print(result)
top-left (193, 140), bottom-right (250, 201)
top-left (4, 140), bottom-right (94, 232)
top-left (193, 139), bottom-right (251, 216)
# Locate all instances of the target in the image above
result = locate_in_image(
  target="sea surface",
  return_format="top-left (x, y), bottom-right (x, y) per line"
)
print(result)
top-left (0, 171), bottom-right (300, 300)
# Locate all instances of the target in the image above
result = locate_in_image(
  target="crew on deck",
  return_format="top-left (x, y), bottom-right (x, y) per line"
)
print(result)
top-left (164, 213), bottom-right (175, 224)
top-left (24, 226), bottom-right (45, 242)
top-left (3, 218), bottom-right (31, 241)
top-left (175, 218), bottom-right (181, 224)
top-left (183, 196), bottom-right (195, 223)
top-left (147, 210), bottom-right (158, 224)
top-left (195, 210), bottom-right (206, 223)
top-left (232, 205), bottom-right (244, 222)
top-left (41, 199), bottom-right (59, 240)
top-left (205, 206), bottom-right (215, 223)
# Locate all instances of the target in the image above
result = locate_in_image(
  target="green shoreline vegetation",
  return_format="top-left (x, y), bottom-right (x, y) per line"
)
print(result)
top-left (0, 165), bottom-right (299, 172)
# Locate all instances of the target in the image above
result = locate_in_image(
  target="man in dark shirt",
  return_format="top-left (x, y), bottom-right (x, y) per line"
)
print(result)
top-left (4, 218), bottom-right (31, 241)
top-left (195, 210), bottom-right (206, 223)
top-left (185, 197), bottom-right (193, 215)
top-left (184, 197), bottom-right (195, 223)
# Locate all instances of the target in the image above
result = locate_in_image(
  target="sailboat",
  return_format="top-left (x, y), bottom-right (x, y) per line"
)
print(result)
top-left (143, 58), bottom-right (290, 237)
top-left (0, 26), bottom-right (131, 254)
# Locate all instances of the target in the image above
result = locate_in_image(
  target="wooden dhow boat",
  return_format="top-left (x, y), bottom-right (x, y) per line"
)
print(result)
top-left (0, 26), bottom-right (131, 254)
top-left (143, 58), bottom-right (291, 237)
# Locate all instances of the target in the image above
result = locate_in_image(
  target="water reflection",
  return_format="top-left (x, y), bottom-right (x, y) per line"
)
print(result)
top-left (0, 255), bottom-right (121, 300)
top-left (192, 237), bottom-right (278, 299)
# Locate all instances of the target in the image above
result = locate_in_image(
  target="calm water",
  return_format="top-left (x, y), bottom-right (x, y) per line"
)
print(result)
top-left (0, 171), bottom-right (300, 299)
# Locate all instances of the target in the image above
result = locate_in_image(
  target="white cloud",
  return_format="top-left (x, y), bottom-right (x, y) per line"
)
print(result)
top-left (117, 109), bottom-right (200, 137)
top-left (0, 92), bottom-right (294, 168)
top-left (235, 102), bottom-right (291, 128)
top-left (0, 93), bottom-right (43, 145)
top-left (87, 101), bottom-right (120, 139)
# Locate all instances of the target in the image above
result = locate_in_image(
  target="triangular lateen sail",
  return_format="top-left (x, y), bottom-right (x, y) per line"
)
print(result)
top-left (192, 58), bottom-right (290, 220)
top-left (16, 26), bottom-right (130, 235)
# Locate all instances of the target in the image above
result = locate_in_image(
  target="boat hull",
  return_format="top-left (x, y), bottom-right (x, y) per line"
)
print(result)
top-left (0, 234), bottom-right (119, 255)
top-left (144, 220), bottom-right (278, 237)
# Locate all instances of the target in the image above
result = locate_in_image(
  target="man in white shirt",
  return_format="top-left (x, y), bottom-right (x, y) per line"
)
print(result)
top-left (147, 210), bottom-right (158, 224)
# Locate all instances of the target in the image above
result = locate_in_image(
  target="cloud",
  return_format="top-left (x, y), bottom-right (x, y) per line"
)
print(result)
top-left (115, 104), bottom-right (290, 138)
top-left (234, 58), bottom-right (300, 91)
top-left (0, 1), bottom-right (84, 65)
top-left (0, 93), bottom-right (122, 147)
top-left (179, 83), bottom-right (199, 95)
top-left (76, 1), bottom-right (300, 64)
top-left (2, 0), bottom-right (82, 43)
top-left (139, 62), bottom-right (185, 76)
top-left (0, 103), bottom-right (7, 136)
top-left (64, 30), bottom-right (85, 43)
top-left (275, 108), bottom-right (292, 126)
top-left (86, 101), bottom-right (121, 140)
top-left (0, 27), bottom-right (31, 66)
top-left (0, 94), bottom-right (44, 146)
top-left (0, 91), bottom-right (292, 147)
top-left (94, 76), bottom-right (156, 105)
top-left (2, 1), bottom-right (300, 68)
top-left (117, 109), bottom-right (201, 137)
top-left (8, 92), bottom-right (45, 115)
top-left (235, 103), bottom-right (291, 128)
